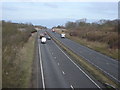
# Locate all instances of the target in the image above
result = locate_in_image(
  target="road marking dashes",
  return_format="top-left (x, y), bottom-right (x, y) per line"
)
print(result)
top-left (54, 57), bottom-right (56, 59)
top-left (62, 71), bottom-right (65, 75)
top-left (54, 42), bottom-right (101, 88)
top-left (58, 63), bottom-right (60, 66)
top-left (70, 85), bottom-right (74, 90)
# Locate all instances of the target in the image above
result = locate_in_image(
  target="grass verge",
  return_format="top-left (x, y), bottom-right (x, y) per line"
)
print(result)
top-left (2, 33), bottom-right (36, 88)
top-left (47, 32), bottom-right (119, 88)
top-left (17, 33), bottom-right (37, 87)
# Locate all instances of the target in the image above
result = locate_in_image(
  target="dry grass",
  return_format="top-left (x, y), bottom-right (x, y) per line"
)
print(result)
top-left (17, 33), bottom-right (36, 87)
top-left (2, 21), bottom-right (37, 88)
top-left (2, 33), bottom-right (36, 88)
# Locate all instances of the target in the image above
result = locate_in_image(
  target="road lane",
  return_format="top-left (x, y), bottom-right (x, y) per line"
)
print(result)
top-left (47, 30), bottom-right (119, 83)
top-left (47, 39), bottom-right (103, 88)
top-left (38, 39), bottom-right (69, 88)
top-left (38, 38), bottom-right (45, 89)
top-left (38, 31), bottom-right (103, 88)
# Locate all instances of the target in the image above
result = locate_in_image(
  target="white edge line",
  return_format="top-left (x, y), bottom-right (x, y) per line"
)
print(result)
top-left (54, 41), bottom-right (101, 89)
top-left (38, 39), bottom-right (45, 89)
top-left (80, 55), bottom-right (120, 83)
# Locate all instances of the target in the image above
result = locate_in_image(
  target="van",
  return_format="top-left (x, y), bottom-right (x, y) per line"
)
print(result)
top-left (61, 33), bottom-right (65, 38)
top-left (41, 37), bottom-right (47, 44)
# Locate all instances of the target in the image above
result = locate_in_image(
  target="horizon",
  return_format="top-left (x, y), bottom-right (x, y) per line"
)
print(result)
top-left (2, 18), bottom-right (117, 28)
top-left (2, 2), bottom-right (118, 28)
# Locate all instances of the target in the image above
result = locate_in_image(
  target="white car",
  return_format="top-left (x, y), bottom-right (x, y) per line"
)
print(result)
top-left (61, 33), bottom-right (65, 38)
top-left (41, 37), bottom-right (47, 44)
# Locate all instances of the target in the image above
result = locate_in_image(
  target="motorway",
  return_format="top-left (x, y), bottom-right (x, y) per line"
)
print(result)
top-left (47, 30), bottom-right (119, 83)
top-left (37, 30), bottom-right (104, 88)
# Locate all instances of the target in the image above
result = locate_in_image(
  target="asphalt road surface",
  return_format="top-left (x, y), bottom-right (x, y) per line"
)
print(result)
top-left (47, 29), bottom-right (119, 83)
top-left (37, 30), bottom-right (104, 88)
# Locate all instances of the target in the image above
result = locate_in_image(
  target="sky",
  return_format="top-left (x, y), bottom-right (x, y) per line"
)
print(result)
top-left (1, 1), bottom-right (118, 28)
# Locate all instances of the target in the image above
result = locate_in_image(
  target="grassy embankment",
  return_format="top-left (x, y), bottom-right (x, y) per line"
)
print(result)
top-left (54, 19), bottom-right (119, 60)
top-left (2, 21), bottom-right (40, 88)
top-left (17, 33), bottom-right (37, 88)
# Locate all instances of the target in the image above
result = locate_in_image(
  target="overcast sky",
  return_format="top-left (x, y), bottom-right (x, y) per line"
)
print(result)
top-left (2, 1), bottom-right (118, 28)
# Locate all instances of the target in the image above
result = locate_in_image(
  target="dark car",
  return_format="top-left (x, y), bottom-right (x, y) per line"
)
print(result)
top-left (47, 36), bottom-right (51, 40)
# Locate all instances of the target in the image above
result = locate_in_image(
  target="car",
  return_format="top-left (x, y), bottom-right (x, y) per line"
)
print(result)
top-left (47, 36), bottom-right (51, 40)
top-left (44, 32), bottom-right (47, 35)
top-left (52, 29), bottom-right (55, 32)
top-left (41, 37), bottom-right (47, 44)
top-left (39, 33), bottom-right (44, 39)
top-left (61, 33), bottom-right (65, 38)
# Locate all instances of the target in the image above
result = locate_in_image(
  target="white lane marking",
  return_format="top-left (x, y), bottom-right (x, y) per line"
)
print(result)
top-left (70, 85), bottom-right (74, 90)
top-left (38, 39), bottom-right (45, 89)
top-left (54, 42), bottom-right (101, 89)
top-left (58, 63), bottom-right (60, 66)
top-left (62, 71), bottom-right (65, 75)
top-left (54, 57), bottom-right (56, 59)
top-left (50, 32), bottom-right (120, 83)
